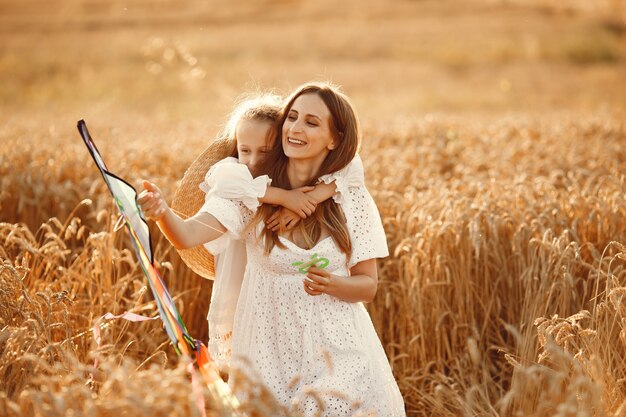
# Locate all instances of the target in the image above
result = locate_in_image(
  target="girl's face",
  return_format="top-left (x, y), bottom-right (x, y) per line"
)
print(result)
top-left (236, 119), bottom-right (273, 176)
top-left (282, 93), bottom-right (336, 161)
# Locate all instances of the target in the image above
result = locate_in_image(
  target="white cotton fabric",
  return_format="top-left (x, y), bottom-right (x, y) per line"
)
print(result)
top-left (199, 157), bottom-right (272, 211)
top-left (199, 157), bottom-right (263, 369)
top-left (199, 185), bottom-right (405, 417)
top-left (317, 154), bottom-right (365, 205)
top-left (200, 155), bottom-right (366, 371)
top-left (203, 238), bottom-right (246, 369)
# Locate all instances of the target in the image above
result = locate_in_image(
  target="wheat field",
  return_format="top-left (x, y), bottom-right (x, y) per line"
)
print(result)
top-left (1, 0), bottom-right (626, 416)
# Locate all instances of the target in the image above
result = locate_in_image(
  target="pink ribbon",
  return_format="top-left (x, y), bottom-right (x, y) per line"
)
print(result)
top-left (188, 361), bottom-right (208, 417)
top-left (88, 312), bottom-right (207, 416)
top-left (89, 312), bottom-right (159, 381)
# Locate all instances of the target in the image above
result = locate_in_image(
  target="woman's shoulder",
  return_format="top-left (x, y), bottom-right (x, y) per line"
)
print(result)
top-left (340, 185), bottom-right (389, 268)
top-left (340, 185), bottom-right (377, 215)
top-left (340, 185), bottom-right (385, 235)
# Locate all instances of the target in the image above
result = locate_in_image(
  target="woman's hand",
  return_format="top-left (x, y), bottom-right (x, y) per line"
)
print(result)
top-left (266, 207), bottom-right (301, 232)
top-left (137, 180), bottom-right (169, 221)
top-left (281, 186), bottom-right (317, 218)
top-left (303, 266), bottom-right (336, 296)
top-left (303, 260), bottom-right (379, 303)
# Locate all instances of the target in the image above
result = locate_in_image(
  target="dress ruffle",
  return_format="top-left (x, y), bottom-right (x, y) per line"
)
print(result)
top-left (199, 157), bottom-right (271, 211)
top-left (317, 154), bottom-right (364, 205)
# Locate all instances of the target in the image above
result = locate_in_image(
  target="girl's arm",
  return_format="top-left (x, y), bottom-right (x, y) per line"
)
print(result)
top-left (298, 182), bottom-right (337, 204)
top-left (265, 182), bottom-right (338, 232)
top-left (264, 181), bottom-right (340, 208)
top-left (266, 155), bottom-right (364, 232)
top-left (303, 259), bottom-right (378, 303)
top-left (203, 160), bottom-right (318, 219)
top-left (259, 186), bottom-right (317, 218)
top-left (139, 180), bottom-right (228, 250)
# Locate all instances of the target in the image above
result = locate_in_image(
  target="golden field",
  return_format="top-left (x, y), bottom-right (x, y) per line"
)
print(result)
top-left (1, 0), bottom-right (626, 416)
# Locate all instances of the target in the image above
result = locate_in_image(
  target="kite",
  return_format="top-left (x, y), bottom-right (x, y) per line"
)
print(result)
top-left (77, 120), bottom-right (241, 415)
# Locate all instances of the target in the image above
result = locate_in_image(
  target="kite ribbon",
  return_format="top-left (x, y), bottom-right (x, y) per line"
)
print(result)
top-left (90, 312), bottom-right (159, 376)
top-left (77, 120), bottom-right (241, 415)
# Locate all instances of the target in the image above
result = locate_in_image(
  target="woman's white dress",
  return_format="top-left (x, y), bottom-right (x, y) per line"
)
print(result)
top-left (200, 181), bottom-right (406, 417)
top-left (200, 155), bottom-right (366, 370)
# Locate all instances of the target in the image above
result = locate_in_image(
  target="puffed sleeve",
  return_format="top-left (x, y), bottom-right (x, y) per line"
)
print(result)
top-left (199, 157), bottom-right (237, 195)
top-left (317, 154), bottom-right (365, 205)
top-left (198, 195), bottom-right (248, 243)
top-left (199, 157), bottom-right (271, 211)
top-left (342, 185), bottom-right (389, 269)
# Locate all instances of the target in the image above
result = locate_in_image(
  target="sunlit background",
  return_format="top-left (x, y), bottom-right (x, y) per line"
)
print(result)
top-left (2, 1), bottom-right (626, 416)
top-left (2, 0), bottom-right (624, 132)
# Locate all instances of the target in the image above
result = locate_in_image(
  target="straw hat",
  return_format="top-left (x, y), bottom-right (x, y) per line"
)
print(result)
top-left (171, 138), bottom-right (235, 279)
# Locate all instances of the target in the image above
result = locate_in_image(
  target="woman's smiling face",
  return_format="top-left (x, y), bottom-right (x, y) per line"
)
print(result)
top-left (282, 93), bottom-right (337, 161)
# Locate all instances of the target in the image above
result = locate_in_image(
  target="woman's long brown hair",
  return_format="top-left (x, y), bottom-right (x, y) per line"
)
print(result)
top-left (245, 82), bottom-right (361, 262)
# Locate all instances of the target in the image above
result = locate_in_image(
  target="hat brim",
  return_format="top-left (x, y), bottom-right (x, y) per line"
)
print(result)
top-left (171, 138), bottom-right (235, 280)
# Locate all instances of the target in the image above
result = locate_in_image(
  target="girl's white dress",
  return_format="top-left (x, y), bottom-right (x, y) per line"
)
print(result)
top-left (199, 156), bottom-right (271, 368)
top-left (199, 166), bottom-right (406, 416)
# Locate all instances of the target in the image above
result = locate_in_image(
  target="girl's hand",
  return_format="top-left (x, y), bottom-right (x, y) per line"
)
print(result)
top-left (282, 186), bottom-right (317, 218)
top-left (266, 208), bottom-right (301, 232)
top-left (137, 180), bottom-right (169, 221)
top-left (303, 266), bottom-right (335, 297)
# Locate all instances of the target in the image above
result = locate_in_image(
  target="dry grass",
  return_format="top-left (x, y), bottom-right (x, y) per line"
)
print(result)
top-left (2, 112), bottom-right (626, 415)
top-left (364, 114), bottom-right (626, 415)
top-left (1, 0), bottom-right (625, 122)
top-left (2, 0), bottom-right (626, 415)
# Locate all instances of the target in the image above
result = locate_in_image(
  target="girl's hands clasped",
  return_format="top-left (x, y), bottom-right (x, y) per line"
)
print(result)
top-left (267, 185), bottom-right (318, 232)
top-left (137, 180), bottom-right (169, 221)
top-left (266, 207), bottom-right (301, 232)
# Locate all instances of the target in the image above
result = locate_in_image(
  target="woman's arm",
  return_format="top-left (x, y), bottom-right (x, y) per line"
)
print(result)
top-left (303, 258), bottom-right (378, 303)
top-left (138, 180), bottom-right (228, 250)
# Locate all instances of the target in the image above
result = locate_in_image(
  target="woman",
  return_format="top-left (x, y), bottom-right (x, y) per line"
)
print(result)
top-left (141, 82), bottom-right (405, 416)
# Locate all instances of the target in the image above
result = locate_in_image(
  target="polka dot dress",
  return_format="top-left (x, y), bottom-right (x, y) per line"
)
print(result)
top-left (201, 185), bottom-right (406, 417)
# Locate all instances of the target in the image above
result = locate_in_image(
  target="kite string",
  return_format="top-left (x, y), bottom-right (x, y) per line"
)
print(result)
top-left (113, 213), bottom-right (126, 232)
top-left (131, 203), bottom-right (235, 237)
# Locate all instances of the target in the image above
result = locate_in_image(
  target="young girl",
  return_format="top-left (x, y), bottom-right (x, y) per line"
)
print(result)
top-left (139, 93), bottom-right (365, 373)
